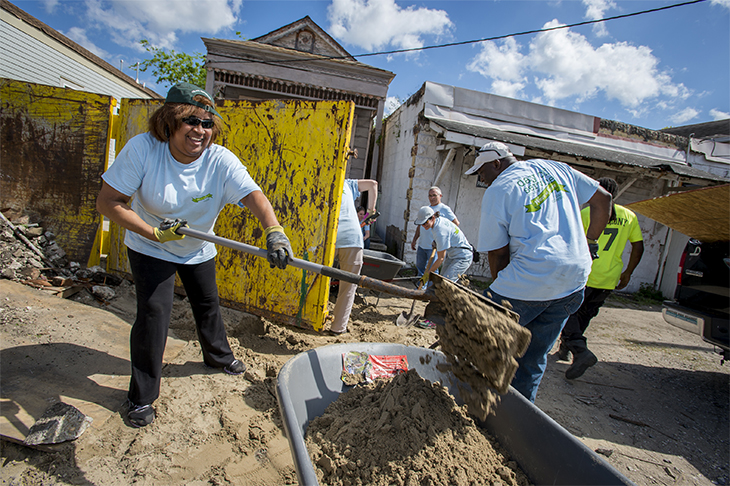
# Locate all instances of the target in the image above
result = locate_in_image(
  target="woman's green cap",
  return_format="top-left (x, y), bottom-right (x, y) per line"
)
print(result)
top-left (165, 82), bottom-right (221, 118)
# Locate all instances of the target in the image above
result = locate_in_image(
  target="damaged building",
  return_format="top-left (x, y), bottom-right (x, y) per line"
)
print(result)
top-left (376, 81), bottom-right (729, 297)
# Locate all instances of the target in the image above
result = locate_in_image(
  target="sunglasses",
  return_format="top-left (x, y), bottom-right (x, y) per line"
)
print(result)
top-left (182, 116), bottom-right (214, 129)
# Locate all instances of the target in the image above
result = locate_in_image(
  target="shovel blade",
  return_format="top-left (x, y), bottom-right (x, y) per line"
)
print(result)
top-left (396, 310), bottom-right (420, 327)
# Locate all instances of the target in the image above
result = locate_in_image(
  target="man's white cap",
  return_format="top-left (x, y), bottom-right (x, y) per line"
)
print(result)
top-left (464, 142), bottom-right (513, 175)
top-left (414, 206), bottom-right (435, 225)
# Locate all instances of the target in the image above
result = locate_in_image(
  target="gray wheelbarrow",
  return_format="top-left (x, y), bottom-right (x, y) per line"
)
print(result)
top-left (276, 343), bottom-right (635, 486)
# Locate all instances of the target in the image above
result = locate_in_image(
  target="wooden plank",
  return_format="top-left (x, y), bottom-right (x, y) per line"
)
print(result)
top-left (626, 184), bottom-right (730, 242)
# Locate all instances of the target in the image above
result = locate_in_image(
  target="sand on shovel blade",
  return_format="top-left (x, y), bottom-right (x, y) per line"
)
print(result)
top-left (429, 276), bottom-right (531, 421)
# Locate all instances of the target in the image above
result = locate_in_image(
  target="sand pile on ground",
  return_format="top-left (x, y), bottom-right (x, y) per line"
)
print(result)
top-left (432, 277), bottom-right (531, 420)
top-left (305, 369), bottom-right (530, 486)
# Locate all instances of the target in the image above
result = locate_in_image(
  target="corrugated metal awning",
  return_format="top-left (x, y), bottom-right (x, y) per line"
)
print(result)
top-left (428, 117), bottom-right (729, 184)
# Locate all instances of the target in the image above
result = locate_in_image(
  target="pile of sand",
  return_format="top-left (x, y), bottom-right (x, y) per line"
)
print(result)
top-left (305, 369), bottom-right (530, 486)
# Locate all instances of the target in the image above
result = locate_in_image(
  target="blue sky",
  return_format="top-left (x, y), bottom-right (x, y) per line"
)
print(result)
top-left (13, 0), bottom-right (730, 130)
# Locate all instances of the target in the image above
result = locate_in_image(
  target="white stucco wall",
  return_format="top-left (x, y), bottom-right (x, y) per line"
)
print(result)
top-left (377, 102), bottom-right (421, 255)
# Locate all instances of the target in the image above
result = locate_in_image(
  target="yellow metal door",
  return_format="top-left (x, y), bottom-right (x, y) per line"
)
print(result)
top-left (107, 98), bottom-right (353, 331)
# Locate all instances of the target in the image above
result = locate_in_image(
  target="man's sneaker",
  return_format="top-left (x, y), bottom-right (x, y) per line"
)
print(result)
top-left (557, 341), bottom-right (571, 361)
top-left (127, 400), bottom-right (155, 428)
top-left (565, 350), bottom-right (598, 380)
top-left (224, 359), bottom-right (246, 375)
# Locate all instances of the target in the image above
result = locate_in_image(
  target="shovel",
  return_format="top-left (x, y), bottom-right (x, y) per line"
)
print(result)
top-left (178, 227), bottom-right (531, 412)
top-left (175, 227), bottom-right (520, 335)
top-left (396, 248), bottom-right (436, 327)
top-left (176, 227), bottom-right (439, 302)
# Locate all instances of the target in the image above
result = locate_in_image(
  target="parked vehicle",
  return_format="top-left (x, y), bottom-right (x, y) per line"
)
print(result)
top-left (662, 238), bottom-right (729, 362)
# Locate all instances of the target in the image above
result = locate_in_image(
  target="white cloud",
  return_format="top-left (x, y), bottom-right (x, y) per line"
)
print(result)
top-left (467, 38), bottom-right (527, 98)
top-left (710, 108), bottom-right (730, 120)
top-left (82, 0), bottom-right (242, 51)
top-left (467, 37), bottom-right (526, 82)
top-left (467, 20), bottom-right (690, 114)
top-left (670, 107), bottom-right (699, 125)
top-left (384, 96), bottom-right (402, 116)
top-left (327, 0), bottom-right (452, 52)
top-left (489, 79), bottom-right (527, 100)
top-left (114, 0), bottom-right (241, 35)
top-left (711, 0), bottom-right (730, 9)
top-left (64, 27), bottom-right (109, 58)
top-left (42, 0), bottom-right (59, 13)
top-left (582, 0), bottom-right (616, 37)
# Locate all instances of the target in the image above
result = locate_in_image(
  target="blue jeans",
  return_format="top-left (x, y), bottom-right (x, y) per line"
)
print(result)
top-left (441, 249), bottom-right (473, 282)
top-left (486, 288), bottom-right (585, 402)
top-left (416, 246), bottom-right (435, 276)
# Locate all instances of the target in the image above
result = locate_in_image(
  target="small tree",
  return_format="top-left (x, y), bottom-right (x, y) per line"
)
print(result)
top-left (138, 40), bottom-right (207, 89)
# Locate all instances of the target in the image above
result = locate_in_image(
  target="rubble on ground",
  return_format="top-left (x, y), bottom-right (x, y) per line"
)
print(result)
top-left (0, 213), bottom-right (122, 300)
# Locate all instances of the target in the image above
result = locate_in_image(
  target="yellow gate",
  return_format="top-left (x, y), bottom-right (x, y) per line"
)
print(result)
top-left (107, 98), bottom-right (353, 331)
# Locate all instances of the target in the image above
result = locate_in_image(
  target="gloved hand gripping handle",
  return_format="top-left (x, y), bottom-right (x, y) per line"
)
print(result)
top-left (264, 225), bottom-right (294, 269)
top-left (155, 219), bottom-right (188, 243)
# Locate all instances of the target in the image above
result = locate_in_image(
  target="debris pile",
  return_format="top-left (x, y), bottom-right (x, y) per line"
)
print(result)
top-left (0, 212), bottom-right (123, 301)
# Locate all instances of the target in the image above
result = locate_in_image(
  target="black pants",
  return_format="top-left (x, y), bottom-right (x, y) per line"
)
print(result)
top-left (127, 249), bottom-right (234, 405)
top-left (561, 287), bottom-right (612, 347)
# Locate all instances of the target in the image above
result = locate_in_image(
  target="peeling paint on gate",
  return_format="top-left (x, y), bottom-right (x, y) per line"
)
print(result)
top-left (107, 98), bottom-right (353, 330)
top-left (0, 79), bottom-right (113, 265)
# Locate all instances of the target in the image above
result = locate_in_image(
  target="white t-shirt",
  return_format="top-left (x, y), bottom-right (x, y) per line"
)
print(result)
top-left (478, 159), bottom-right (599, 301)
top-left (418, 202), bottom-right (457, 250)
top-left (335, 179), bottom-right (363, 249)
top-left (102, 132), bottom-right (261, 264)
top-left (432, 218), bottom-right (471, 260)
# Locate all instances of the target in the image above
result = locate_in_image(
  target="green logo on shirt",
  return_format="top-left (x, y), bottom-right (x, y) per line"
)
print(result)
top-left (524, 181), bottom-right (568, 212)
top-left (192, 193), bottom-right (213, 203)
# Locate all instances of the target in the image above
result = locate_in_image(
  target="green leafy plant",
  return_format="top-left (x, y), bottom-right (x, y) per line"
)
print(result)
top-left (138, 40), bottom-right (206, 89)
top-left (634, 283), bottom-right (665, 305)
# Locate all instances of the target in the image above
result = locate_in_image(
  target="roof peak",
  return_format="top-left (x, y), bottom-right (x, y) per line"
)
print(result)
top-left (252, 16), bottom-right (354, 61)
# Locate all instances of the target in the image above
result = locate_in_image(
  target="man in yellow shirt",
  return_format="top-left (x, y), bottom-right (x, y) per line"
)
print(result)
top-left (559, 178), bottom-right (644, 379)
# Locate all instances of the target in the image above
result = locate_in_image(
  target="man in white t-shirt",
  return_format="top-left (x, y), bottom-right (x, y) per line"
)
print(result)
top-left (465, 141), bottom-right (612, 402)
top-left (410, 186), bottom-right (460, 276)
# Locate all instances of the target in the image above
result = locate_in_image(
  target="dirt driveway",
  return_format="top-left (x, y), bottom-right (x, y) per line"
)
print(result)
top-left (1, 278), bottom-right (728, 486)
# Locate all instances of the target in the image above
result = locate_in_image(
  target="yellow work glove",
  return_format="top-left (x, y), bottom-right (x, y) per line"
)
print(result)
top-left (264, 225), bottom-right (293, 269)
top-left (154, 219), bottom-right (187, 243)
